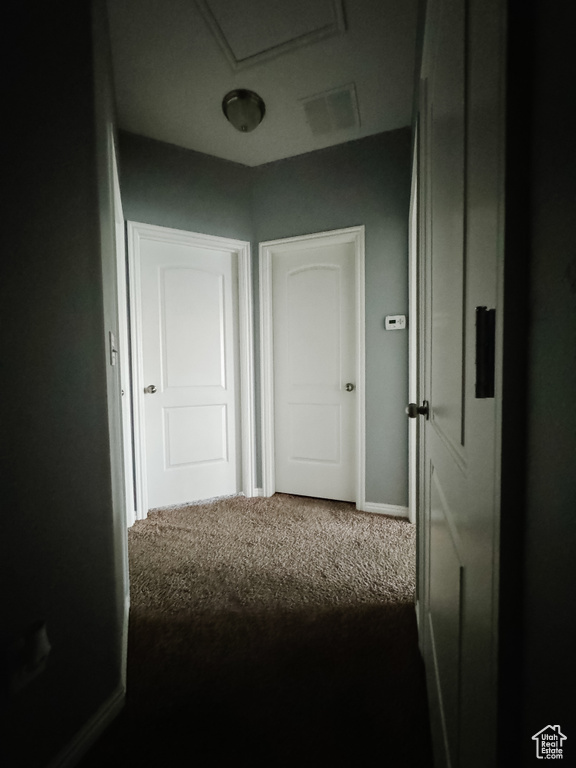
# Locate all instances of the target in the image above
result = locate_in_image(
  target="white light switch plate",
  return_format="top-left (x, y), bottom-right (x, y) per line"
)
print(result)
top-left (109, 331), bottom-right (118, 366)
top-left (385, 315), bottom-right (406, 330)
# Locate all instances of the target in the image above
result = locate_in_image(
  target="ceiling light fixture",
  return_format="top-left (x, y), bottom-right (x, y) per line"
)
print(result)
top-left (222, 89), bottom-right (266, 133)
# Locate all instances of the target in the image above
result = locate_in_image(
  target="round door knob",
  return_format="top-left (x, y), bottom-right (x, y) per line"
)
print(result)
top-left (406, 401), bottom-right (429, 418)
top-left (345, 383), bottom-right (356, 392)
top-left (145, 384), bottom-right (157, 394)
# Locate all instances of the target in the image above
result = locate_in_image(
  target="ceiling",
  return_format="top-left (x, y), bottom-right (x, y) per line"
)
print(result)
top-left (106, 0), bottom-right (419, 167)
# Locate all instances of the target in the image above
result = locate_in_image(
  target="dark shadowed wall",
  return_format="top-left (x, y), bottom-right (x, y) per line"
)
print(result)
top-left (519, 0), bottom-right (576, 760)
top-left (499, 2), bottom-right (576, 762)
top-left (0, 1), bottom-right (126, 765)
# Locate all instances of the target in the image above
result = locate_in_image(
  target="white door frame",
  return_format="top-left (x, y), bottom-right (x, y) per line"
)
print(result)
top-left (259, 226), bottom-right (366, 509)
top-left (112, 139), bottom-right (136, 529)
top-left (127, 221), bottom-right (256, 519)
top-left (408, 130), bottom-right (418, 526)
top-left (108, 129), bottom-right (130, 693)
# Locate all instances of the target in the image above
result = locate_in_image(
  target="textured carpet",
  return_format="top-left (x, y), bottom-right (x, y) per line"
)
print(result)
top-left (80, 494), bottom-right (433, 767)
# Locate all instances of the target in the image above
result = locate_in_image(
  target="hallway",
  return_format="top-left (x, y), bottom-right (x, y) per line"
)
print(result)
top-left (79, 495), bottom-right (433, 766)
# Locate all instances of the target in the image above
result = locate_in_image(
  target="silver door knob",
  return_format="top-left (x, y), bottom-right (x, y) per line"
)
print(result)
top-left (406, 401), bottom-right (429, 419)
top-left (345, 383), bottom-right (355, 392)
top-left (145, 385), bottom-right (157, 394)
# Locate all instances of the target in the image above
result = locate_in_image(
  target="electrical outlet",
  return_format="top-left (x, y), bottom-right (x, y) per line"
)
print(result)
top-left (11, 621), bottom-right (51, 693)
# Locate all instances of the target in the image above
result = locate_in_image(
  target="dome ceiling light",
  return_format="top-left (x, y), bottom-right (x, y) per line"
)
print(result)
top-left (222, 89), bottom-right (266, 133)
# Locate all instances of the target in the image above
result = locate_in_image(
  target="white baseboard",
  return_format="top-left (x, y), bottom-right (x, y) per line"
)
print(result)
top-left (253, 487), bottom-right (265, 497)
top-left (121, 592), bottom-right (130, 690)
top-left (47, 684), bottom-right (125, 768)
top-left (415, 600), bottom-right (425, 655)
top-left (362, 501), bottom-right (410, 518)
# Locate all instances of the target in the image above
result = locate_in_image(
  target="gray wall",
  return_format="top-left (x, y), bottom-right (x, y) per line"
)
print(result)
top-left (252, 130), bottom-right (411, 505)
top-left (1, 1), bottom-right (125, 765)
top-left (119, 128), bottom-right (412, 506)
top-left (118, 132), bottom-right (253, 241)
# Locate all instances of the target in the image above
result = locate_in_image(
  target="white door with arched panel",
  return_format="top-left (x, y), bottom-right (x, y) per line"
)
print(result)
top-left (128, 223), bottom-right (255, 516)
top-left (260, 227), bottom-right (365, 505)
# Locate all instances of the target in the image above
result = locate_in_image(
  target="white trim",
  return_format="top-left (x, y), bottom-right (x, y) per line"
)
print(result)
top-left (363, 502), bottom-right (410, 519)
top-left (237, 244), bottom-right (256, 498)
top-left (120, 592), bottom-right (130, 690)
top-left (127, 222), bottom-right (256, 519)
top-left (111, 135), bottom-right (136, 529)
top-left (259, 226), bottom-right (366, 509)
top-left (259, 247), bottom-right (275, 497)
top-left (253, 487), bottom-right (265, 498)
top-left (127, 223), bottom-right (146, 519)
top-left (46, 685), bottom-right (125, 768)
top-left (108, 130), bottom-right (131, 714)
top-left (355, 228), bottom-right (367, 512)
top-left (408, 130), bottom-right (419, 526)
top-left (196, 0), bottom-right (345, 71)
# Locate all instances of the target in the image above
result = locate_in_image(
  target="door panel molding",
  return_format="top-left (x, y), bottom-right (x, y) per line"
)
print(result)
top-left (127, 222), bottom-right (255, 519)
top-left (259, 226), bottom-right (365, 509)
top-left (430, 418), bottom-right (469, 476)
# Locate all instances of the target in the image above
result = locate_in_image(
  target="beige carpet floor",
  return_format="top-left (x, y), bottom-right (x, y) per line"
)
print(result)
top-left (80, 494), bottom-right (433, 767)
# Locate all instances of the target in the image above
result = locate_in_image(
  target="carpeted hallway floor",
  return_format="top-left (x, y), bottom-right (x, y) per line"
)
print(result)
top-left (79, 494), bottom-right (433, 766)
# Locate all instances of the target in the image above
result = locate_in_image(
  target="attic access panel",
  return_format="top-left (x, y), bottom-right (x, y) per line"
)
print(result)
top-left (197, 0), bottom-right (346, 69)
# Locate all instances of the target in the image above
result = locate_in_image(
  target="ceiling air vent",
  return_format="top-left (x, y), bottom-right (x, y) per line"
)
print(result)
top-left (301, 84), bottom-right (360, 137)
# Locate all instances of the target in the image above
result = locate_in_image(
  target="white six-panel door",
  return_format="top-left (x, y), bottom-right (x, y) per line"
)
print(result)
top-left (128, 223), bottom-right (254, 516)
top-left (260, 227), bottom-right (365, 505)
